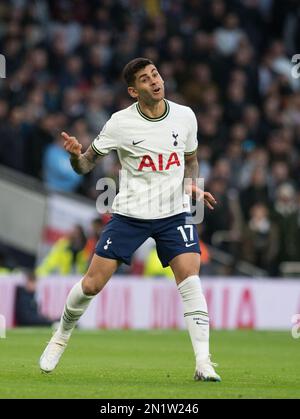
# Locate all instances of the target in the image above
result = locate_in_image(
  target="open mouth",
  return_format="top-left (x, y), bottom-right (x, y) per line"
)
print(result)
top-left (153, 87), bottom-right (161, 94)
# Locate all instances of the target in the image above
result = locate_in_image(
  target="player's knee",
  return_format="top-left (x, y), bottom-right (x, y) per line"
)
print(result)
top-left (178, 271), bottom-right (199, 283)
top-left (82, 274), bottom-right (103, 296)
top-left (175, 263), bottom-right (201, 283)
top-left (188, 264), bottom-right (201, 278)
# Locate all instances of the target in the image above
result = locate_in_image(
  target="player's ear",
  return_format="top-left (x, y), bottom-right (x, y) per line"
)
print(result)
top-left (128, 86), bottom-right (138, 99)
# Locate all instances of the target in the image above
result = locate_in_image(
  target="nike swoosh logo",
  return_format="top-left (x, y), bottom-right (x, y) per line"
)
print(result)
top-left (185, 242), bottom-right (197, 248)
top-left (132, 140), bottom-right (145, 146)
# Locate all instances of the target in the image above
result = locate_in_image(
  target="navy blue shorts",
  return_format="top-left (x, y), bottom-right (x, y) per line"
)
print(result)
top-left (95, 212), bottom-right (201, 267)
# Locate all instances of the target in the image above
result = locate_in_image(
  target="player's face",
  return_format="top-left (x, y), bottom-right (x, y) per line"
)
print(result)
top-left (129, 65), bottom-right (165, 103)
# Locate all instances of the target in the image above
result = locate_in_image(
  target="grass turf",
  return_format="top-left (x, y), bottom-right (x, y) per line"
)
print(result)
top-left (0, 328), bottom-right (299, 399)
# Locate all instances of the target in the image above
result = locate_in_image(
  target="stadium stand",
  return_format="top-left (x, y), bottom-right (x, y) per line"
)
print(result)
top-left (0, 0), bottom-right (300, 276)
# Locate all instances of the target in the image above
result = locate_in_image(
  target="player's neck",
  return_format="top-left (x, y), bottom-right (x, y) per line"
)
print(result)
top-left (137, 99), bottom-right (166, 119)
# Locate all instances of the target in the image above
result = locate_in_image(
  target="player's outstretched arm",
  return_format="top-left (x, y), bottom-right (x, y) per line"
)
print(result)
top-left (184, 151), bottom-right (217, 210)
top-left (61, 131), bottom-right (102, 175)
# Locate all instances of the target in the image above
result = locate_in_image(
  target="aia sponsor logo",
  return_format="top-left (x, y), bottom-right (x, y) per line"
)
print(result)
top-left (138, 152), bottom-right (180, 171)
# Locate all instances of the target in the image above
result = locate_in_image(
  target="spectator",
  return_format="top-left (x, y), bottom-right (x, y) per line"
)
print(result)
top-left (242, 105), bottom-right (263, 145)
top-left (0, 107), bottom-right (26, 172)
top-left (224, 82), bottom-right (247, 124)
top-left (58, 55), bottom-right (86, 90)
top-left (202, 177), bottom-right (233, 246)
top-left (242, 203), bottom-right (279, 274)
top-left (85, 91), bottom-right (110, 135)
top-left (269, 160), bottom-right (291, 199)
top-left (239, 147), bottom-right (270, 189)
top-left (203, 0), bottom-right (226, 33)
top-left (36, 225), bottom-right (88, 276)
top-left (144, 247), bottom-right (174, 279)
top-left (85, 217), bottom-right (107, 263)
top-left (143, 239), bottom-right (211, 279)
top-left (272, 183), bottom-right (300, 272)
top-left (43, 134), bottom-right (82, 192)
top-left (214, 13), bottom-right (246, 56)
top-left (15, 271), bottom-right (54, 326)
top-left (24, 113), bottom-right (56, 179)
top-left (239, 166), bottom-right (271, 221)
top-left (181, 63), bottom-right (217, 108)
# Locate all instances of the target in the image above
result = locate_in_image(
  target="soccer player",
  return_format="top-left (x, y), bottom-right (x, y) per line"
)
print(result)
top-left (39, 58), bottom-right (221, 382)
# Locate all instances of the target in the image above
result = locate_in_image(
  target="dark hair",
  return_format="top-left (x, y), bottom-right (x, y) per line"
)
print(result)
top-left (122, 57), bottom-right (155, 86)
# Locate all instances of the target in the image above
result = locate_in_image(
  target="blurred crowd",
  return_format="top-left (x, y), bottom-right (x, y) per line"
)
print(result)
top-left (0, 0), bottom-right (300, 276)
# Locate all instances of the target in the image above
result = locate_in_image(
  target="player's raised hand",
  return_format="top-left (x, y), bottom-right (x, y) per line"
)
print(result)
top-left (186, 184), bottom-right (217, 210)
top-left (61, 131), bottom-right (82, 157)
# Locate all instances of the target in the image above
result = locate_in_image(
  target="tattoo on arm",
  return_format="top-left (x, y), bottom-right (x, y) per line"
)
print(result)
top-left (184, 152), bottom-right (199, 182)
top-left (70, 146), bottom-right (102, 175)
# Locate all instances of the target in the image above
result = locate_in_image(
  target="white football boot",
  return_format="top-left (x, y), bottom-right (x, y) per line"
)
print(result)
top-left (194, 356), bottom-right (221, 382)
top-left (39, 332), bottom-right (68, 373)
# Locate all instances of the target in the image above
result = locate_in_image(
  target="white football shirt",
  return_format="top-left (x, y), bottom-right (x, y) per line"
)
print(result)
top-left (92, 99), bottom-right (198, 219)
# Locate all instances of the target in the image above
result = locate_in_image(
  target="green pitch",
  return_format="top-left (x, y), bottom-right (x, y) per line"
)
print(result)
top-left (0, 328), bottom-right (299, 399)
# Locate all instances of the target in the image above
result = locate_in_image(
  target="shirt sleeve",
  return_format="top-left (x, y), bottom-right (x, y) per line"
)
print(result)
top-left (185, 109), bottom-right (198, 155)
top-left (91, 115), bottom-right (119, 156)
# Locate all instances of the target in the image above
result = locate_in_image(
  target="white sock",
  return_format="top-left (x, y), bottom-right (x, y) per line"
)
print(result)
top-left (56, 279), bottom-right (93, 340)
top-left (177, 275), bottom-right (210, 365)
